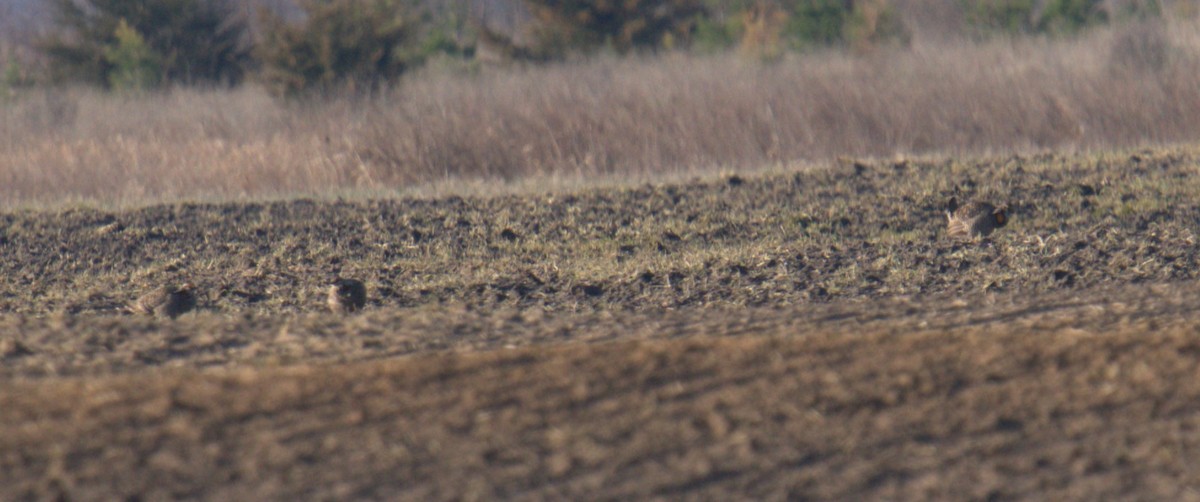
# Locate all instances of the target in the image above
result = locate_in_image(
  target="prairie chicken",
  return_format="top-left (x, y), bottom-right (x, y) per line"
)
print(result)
top-left (328, 278), bottom-right (367, 314)
top-left (130, 283), bottom-right (197, 319)
top-left (946, 197), bottom-right (1008, 239)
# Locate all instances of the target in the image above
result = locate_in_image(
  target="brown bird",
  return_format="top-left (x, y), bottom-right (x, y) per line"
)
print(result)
top-left (130, 283), bottom-right (197, 319)
top-left (327, 278), bottom-right (367, 313)
top-left (946, 197), bottom-right (1008, 239)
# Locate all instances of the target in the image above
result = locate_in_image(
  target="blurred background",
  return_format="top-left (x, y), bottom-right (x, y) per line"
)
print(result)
top-left (0, 0), bottom-right (1197, 206)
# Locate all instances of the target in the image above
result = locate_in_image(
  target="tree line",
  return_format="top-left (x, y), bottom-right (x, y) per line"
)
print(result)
top-left (9, 0), bottom-right (1147, 96)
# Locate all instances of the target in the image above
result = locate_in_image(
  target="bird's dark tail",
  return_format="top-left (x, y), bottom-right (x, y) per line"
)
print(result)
top-left (946, 196), bottom-right (959, 220)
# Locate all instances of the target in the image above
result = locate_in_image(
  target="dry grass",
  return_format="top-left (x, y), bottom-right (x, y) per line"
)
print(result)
top-left (2, 19), bottom-right (1199, 208)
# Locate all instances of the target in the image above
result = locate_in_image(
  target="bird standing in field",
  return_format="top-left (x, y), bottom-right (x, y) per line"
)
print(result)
top-left (130, 282), bottom-right (197, 319)
top-left (328, 278), bottom-right (367, 313)
top-left (946, 197), bottom-right (1008, 239)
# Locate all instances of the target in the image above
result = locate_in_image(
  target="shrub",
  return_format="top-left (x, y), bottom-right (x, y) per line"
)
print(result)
top-left (41, 0), bottom-right (250, 87)
top-left (257, 0), bottom-right (428, 96)
top-left (845, 0), bottom-right (910, 51)
top-left (522, 0), bottom-right (707, 57)
top-left (961, 0), bottom-right (1037, 34)
top-left (1, 58), bottom-right (32, 100)
top-left (1037, 0), bottom-right (1109, 33)
top-left (783, 0), bottom-right (852, 48)
top-left (692, 14), bottom-right (742, 53)
top-left (103, 19), bottom-right (161, 91)
top-left (726, 0), bottom-right (909, 56)
top-left (961, 0), bottom-right (1110, 36)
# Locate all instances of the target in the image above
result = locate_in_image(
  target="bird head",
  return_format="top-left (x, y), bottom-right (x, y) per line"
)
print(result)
top-left (993, 206), bottom-right (1009, 227)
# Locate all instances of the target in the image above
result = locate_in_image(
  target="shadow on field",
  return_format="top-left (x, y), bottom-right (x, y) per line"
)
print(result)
top-left (5, 281), bottom-right (1200, 500)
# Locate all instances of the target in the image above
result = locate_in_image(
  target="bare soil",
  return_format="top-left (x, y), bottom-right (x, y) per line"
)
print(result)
top-left (4, 149), bottom-right (1200, 500)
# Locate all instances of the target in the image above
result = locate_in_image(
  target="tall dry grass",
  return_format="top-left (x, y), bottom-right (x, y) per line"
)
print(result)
top-left (1, 18), bottom-right (1199, 208)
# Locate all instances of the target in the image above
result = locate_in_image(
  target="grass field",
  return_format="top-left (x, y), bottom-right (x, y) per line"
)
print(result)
top-left (5, 147), bottom-right (1200, 499)
top-left (3, 17), bottom-right (1199, 209)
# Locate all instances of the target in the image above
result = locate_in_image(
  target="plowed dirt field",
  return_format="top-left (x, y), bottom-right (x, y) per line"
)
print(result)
top-left (5, 150), bottom-right (1200, 500)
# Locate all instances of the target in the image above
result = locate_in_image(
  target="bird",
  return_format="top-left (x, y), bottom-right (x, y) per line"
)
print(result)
top-left (327, 278), bottom-right (367, 313)
top-left (946, 197), bottom-right (1008, 239)
top-left (130, 282), bottom-right (197, 319)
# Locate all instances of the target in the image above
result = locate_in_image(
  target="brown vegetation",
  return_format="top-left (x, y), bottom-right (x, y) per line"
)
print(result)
top-left (2, 18), bottom-right (1198, 208)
